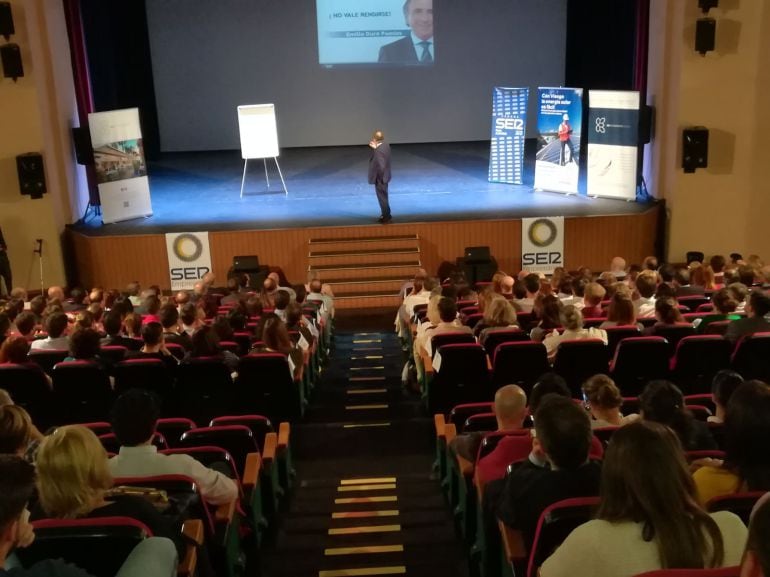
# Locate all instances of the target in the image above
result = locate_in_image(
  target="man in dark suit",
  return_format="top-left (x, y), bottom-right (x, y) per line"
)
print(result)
top-left (726, 290), bottom-right (770, 342)
top-left (368, 130), bottom-right (392, 223)
top-left (0, 227), bottom-right (11, 296)
top-left (378, 0), bottom-right (433, 64)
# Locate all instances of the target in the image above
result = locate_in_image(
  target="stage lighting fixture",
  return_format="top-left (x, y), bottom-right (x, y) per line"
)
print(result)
top-left (698, 0), bottom-right (718, 14)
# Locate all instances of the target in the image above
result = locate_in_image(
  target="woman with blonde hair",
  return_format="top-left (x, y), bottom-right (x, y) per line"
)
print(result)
top-left (34, 425), bottom-right (178, 540)
top-left (543, 305), bottom-right (607, 360)
top-left (478, 297), bottom-right (518, 345)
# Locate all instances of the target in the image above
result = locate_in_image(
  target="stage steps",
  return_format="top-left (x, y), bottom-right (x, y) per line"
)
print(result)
top-left (308, 234), bottom-right (421, 309)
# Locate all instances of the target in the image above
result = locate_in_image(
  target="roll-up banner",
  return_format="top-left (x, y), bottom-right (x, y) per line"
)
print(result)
top-left (587, 90), bottom-right (640, 201)
top-left (165, 232), bottom-right (212, 291)
top-left (521, 216), bottom-right (564, 275)
top-left (534, 87), bottom-right (583, 195)
top-left (488, 87), bottom-right (529, 185)
top-left (88, 108), bottom-right (153, 224)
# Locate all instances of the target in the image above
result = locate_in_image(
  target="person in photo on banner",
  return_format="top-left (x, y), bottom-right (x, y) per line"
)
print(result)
top-left (558, 113), bottom-right (576, 166)
top-left (378, 0), bottom-right (434, 64)
top-left (368, 130), bottom-right (392, 223)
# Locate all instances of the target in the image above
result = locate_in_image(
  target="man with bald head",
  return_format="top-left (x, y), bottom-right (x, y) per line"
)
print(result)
top-left (449, 384), bottom-right (528, 461)
top-left (47, 286), bottom-right (65, 303)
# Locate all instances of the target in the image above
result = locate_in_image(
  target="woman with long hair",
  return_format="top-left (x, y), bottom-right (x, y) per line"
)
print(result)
top-left (540, 421), bottom-right (747, 577)
top-left (639, 380), bottom-right (716, 451)
top-left (250, 314), bottom-right (303, 380)
top-left (600, 290), bottom-right (642, 330)
top-left (529, 294), bottom-right (563, 342)
top-left (581, 374), bottom-right (637, 428)
top-left (694, 380), bottom-right (770, 506)
top-left (478, 297), bottom-right (518, 344)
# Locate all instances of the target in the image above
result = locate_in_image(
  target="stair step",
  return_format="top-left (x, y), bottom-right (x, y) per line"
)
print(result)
top-left (310, 248), bottom-right (419, 259)
top-left (309, 234), bottom-right (419, 244)
top-left (324, 276), bottom-right (409, 285)
top-left (310, 260), bottom-right (421, 272)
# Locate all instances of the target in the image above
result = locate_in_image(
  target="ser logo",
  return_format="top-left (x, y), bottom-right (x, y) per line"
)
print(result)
top-left (170, 233), bottom-right (210, 281)
top-left (495, 118), bottom-right (524, 131)
top-left (523, 218), bottom-right (563, 266)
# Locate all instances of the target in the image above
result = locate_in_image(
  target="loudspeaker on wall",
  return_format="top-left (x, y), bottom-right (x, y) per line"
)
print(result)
top-left (0, 42), bottom-right (22, 80)
top-left (682, 127), bottom-right (709, 173)
top-left (16, 153), bottom-right (47, 199)
top-left (0, 2), bottom-right (14, 39)
top-left (72, 127), bottom-right (95, 165)
top-left (695, 18), bottom-right (716, 55)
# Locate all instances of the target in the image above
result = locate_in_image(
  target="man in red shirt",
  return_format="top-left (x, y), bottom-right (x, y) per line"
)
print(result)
top-left (558, 114), bottom-right (574, 166)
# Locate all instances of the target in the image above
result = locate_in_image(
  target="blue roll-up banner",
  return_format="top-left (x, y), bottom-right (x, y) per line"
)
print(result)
top-left (587, 90), bottom-right (640, 201)
top-left (534, 87), bottom-right (583, 195)
top-left (488, 87), bottom-right (529, 185)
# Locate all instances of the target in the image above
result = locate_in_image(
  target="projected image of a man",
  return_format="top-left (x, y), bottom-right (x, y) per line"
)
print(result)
top-left (378, 0), bottom-right (434, 64)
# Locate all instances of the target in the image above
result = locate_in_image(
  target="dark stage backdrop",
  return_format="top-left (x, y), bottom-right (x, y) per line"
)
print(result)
top-left (144, 0), bottom-right (568, 151)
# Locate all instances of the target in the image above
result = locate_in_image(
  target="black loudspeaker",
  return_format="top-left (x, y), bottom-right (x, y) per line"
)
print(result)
top-left (233, 255), bottom-right (260, 272)
top-left (686, 252), bottom-right (705, 265)
top-left (16, 153), bottom-right (46, 199)
top-left (698, 0), bottom-right (718, 14)
top-left (464, 246), bottom-right (491, 265)
top-left (0, 2), bottom-right (14, 39)
top-left (1, 42), bottom-right (23, 80)
top-left (682, 127), bottom-right (709, 173)
top-left (695, 18), bottom-right (716, 55)
top-left (639, 105), bottom-right (654, 145)
top-left (72, 127), bottom-right (94, 165)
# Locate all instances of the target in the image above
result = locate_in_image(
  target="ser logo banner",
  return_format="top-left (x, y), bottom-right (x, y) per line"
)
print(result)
top-left (521, 217), bottom-right (564, 273)
top-left (165, 232), bottom-right (212, 290)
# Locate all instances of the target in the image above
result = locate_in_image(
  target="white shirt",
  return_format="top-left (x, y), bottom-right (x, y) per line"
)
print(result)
top-left (109, 444), bottom-right (238, 505)
top-left (541, 512), bottom-right (747, 577)
top-left (29, 336), bottom-right (69, 350)
top-left (512, 298), bottom-right (535, 313)
top-left (634, 296), bottom-right (656, 318)
top-left (543, 327), bottom-right (608, 358)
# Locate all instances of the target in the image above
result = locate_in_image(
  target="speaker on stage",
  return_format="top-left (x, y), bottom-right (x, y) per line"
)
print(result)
top-left (464, 246), bottom-right (491, 265)
top-left (232, 255), bottom-right (268, 289)
top-left (16, 153), bottom-right (46, 199)
top-left (459, 246), bottom-right (496, 286)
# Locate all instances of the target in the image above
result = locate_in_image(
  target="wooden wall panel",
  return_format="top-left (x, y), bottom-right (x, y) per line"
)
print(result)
top-left (68, 206), bottom-right (661, 291)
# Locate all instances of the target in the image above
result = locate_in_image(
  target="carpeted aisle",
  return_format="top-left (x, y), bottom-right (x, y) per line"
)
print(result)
top-left (260, 327), bottom-right (468, 577)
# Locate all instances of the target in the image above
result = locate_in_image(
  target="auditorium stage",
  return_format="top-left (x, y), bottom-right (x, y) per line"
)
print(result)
top-left (72, 141), bottom-right (653, 236)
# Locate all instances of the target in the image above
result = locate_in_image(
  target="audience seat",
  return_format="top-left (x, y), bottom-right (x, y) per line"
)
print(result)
top-left (706, 491), bottom-right (767, 526)
top-left (27, 349), bottom-right (68, 375)
top-left (155, 417), bottom-right (197, 447)
top-left (481, 329), bottom-right (529, 358)
top-left (16, 516), bottom-right (204, 577)
top-left (651, 324), bottom-right (696, 352)
top-left (731, 332), bottom-right (770, 383)
top-left (609, 337), bottom-right (669, 396)
top-left (552, 339), bottom-right (609, 397)
top-left (99, 345), bottom-right (128, 365)
top-left (463, 313), bottom-right (484, 329)
top-left (99, 432), bottom-right (168, 454)
top-left (604, 326), bottom-right (642, 355)
top-left (447, 402), bottom-right (494, 433)
top-left (164, 342), bottom-right (186, 360)
top-left (236, 353), bottom-right (304, 423)
top-left (52, 361), bottom-right (114, 425)
top-left (430, 332), bottom-right (477, 358)
top-left (176, 357), bottom-right (236, 425)
top-left (0, 364), bottom-right (53, 428)
top-left (515, 312), bottom-right (534, 331)
top-left (671, 336), bottom-right (732, 395)
top-left (463, 412), bottom-right (498, 433)
top-left (592, 426), bottom-right (618, 447)
top-left (491, 341), bottom-right (550, 392)
top-left (677, 296), bottom-right (710, 312)
top-left (429, 343), bottom-right (492, 415)
top-left (703, 321), bottom-right (730, 336)
top-left (113, 359), bottom-right (176, 410)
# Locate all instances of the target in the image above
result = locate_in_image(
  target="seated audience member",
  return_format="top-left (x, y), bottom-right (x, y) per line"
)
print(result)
top-left (185, 325), bottom-right (239, 374)
top-left (580, 282), bottom-right (606, 318)
top-left (34, 425), bottom-right (182, 551)
top-left (0, 455), bottom-right (180, 577)
top-left (692, 263), bottom-right (718, 291)
top-left (0, 405), bottom-right (44, 461)
top-left (607, 256), bottom-right (627, 280)
top-left (512, 273), bottom-right (540, 313)
top-left (64, 327), bottom-right (104, 363)
top-left (158, 303), bottom-right (192, 350)
top-left (501, 275), bottom-right (514, 296)
top-left (743, 496), bottom-right (770, 577)
top-left (710, 255), bottom-right (727, 286)
top-left (400, 275), bottom-right (430, 321)
top-left (139, 295), bottom-right (161, 324)
top-left (126, 322), bottom-right (179, 370)
top-left (694, 287), bottom-right (741, 333)
top-left (62, 287), bottom-right (87, 313)
top-left (273, 290), bottom-right (290, 322)
top-left (109, 390), bottom-right (237, 505)
top-left (556, 275), bottom-right (577, 305)
top-left (529, 295), bottom-right (563, 343)
top-left (725, 290), bottom-right (770, 343)
top-left (582, 374), bottom-right (638, 429)
top-left (492, 271), bottom-right (509, 295)
top-left (543, 305), bottom-right (607, 360)
top-left (250, 314), bottom-right (303, 380)
top-left (11, 312), bottom-right (36, 342)
top-left (259, 276), bottom-right (277, 309)
top-left (210, 315), bottom-right (235, 345)
top-left (285, 302), bottom-right (315, 348)
top-left (126, 281), bottom-right (142, 307)
top-left (220, 276), bottom-right (243, 307)
top-left (673, 266), bottom-right (704, 296)
top-left (644, 296), bottom-right (685, 334)
top-left (654, 281), bottom-right (676, 300)
top-left (540, 421), bottom-right (747, 577)
top-left (708, 370), bottom-right (744, 424)
top-left (123, 313), bottom-right (143, 339)
top-left (0, 337), bottom-right (50, 388)
top-left (478, 297), bottom-right (518, 345)
top-left (29, 311), bottom-right (68, 351)
top-left (639, 380), bottom-right (716, 451)
top-left (100, 309), bottom-right (141, 351)
top-left (449, 384), bottom-right (528, 461)
top-left (569, 275), bottom-right (588, 310)
top-left (307, 278), bottom-right (334, 319)
top-left (87, 303), bottom-right (105, 334)
top-left (485, 396), bottom-right (602, 549)
top-left (412, 295), bottom-right (441, 380)
top-left (633, 270), bottom-right (657, 318)
top-left (694, 380), bottom-right (770, 506)
top-left (423, 297), bottom-right (472, 358)
top-left (268, 271), bottom-right (296, 302)
top-left (27, 295), bottom-right (45, 325)
top-left (72, 310), bottom-right (96, 334)
top-left (179, 302), bottom-right (200, 336)
top-left (528, 373), bottom-right (572, 416)
top-left (174, 290), bottom-right (190, 310)
top-left (728, 282), bottom-right (749, 314)
top-left (600, 290), bottom-right (643, 330)
top-left (642, 256), bottom-right (658, 272)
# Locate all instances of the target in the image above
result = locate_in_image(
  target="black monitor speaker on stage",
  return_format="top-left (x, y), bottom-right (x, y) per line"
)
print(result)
top-left (232, 255), bottom-right (268, 290)
top-left (464, 246), bottom-right (491, 265)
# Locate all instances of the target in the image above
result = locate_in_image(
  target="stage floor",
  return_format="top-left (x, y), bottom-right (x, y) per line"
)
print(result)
top-left (74, 141), bottom-right (652, 236)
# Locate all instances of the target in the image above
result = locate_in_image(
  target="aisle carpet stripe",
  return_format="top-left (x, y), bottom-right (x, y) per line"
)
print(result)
top-left (345, 404), bottom-right (388, 410)
top-left (335, 496), bottom-right (398, 504)
top-left (346, 389), bottom-right (388, 395)
top-left (324, 545), bottom-right (404, 556)
top-left (332, 510), bottom-right (399, 519)
top-left (349, 376), bottom-right (386, 382)
top-left (337, 484), bottom-right (396, 492)
top-left (328, 524), bottom-right (401, 535)
top-left (342, 423), bottom-right (391, 429)
top-left (318, 567), bottom-right (406, 577)
top-left (340, 478), bottom-right (396, 485)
